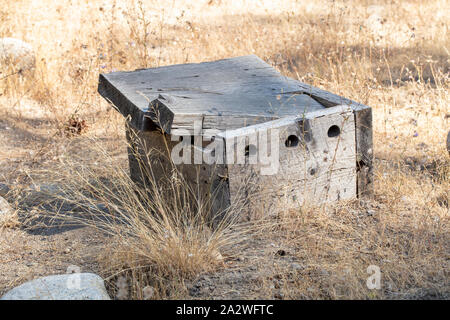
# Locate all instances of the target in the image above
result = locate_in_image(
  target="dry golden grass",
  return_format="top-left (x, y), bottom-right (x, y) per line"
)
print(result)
top-left (39, 136), bottom-right (248, 299)
top-left (0, 0), bottom-right (448, 299)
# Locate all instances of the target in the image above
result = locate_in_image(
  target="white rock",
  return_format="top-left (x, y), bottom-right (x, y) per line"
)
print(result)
top-left (0, 273), bottom-right (111, 300)
top-left (0, 38), bottom-right (36, 72)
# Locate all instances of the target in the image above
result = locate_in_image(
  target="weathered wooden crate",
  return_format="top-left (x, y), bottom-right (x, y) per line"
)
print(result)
top-left (98, 55), bottom-right (373, 218)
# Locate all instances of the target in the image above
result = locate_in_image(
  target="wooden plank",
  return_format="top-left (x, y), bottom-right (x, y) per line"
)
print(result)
top-left (125, 126), bottom-right (174, 187)
top-left (202, 114), bottom-right (278, 132)
top-left (281, 77), bottom-right (368, 110)
top-left (126, 124), bottom-right (231, 223)
top-left (354, 106), bottom-right (373, 198)
top-left (99, 55), bottom-right (326, 133)
top-left (98, 74), bottom-right (158, 131)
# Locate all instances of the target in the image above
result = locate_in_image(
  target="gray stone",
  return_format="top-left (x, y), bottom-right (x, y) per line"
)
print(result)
top-left (0, 273), bottom-right (111, 300)
top-left (142, 286), bottom-right (155, 300)
top-left (24, 183), bottom-right (62, 205)
top-left (0, 38), bottom-right (35, 72)
top-left (290, 263), bottom-right (304, 271)
top-left (0, 183), bottom-right (10, 197)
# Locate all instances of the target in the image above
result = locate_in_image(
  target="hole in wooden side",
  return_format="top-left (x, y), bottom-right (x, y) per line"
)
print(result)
top-left (285, 135), bottom-right (299, 147)
top-left (245, 144), bottom-right (257, 157)
top-left (356, 159), bottom-right (367, 172)
top-left (327, 125), bottom-right (341, 138)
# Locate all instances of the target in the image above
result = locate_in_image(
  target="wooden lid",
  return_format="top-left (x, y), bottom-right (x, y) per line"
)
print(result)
top-left (98, 55), bottom-right (356, 134)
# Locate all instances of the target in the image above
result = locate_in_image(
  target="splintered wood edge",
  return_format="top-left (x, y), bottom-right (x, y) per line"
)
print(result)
top-left (98, 74), bottom-right (156, 131)
top-left (98, 73), bottom-right (179, 132)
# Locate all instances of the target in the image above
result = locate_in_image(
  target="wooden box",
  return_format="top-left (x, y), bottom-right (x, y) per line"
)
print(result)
top-left (98, 55), bottom-right (373, 218)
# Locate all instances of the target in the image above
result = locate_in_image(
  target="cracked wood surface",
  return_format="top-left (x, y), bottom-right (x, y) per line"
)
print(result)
top-left (98, 55), bottom-right (326, 133)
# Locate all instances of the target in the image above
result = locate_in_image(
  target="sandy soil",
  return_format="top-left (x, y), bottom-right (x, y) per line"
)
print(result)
top-left (0, 226), bottom-right (106, 296)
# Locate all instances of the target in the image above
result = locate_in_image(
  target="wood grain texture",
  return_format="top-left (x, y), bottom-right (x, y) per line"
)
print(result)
top-left (275, 77), bottom-right (374, 199)
top-left (125, 105), bottom-right (367, 219)
top-left (354, 107), bottom-right (373, 198)
top-left (99, 55), bottom-right (325, 132)
top-left (219, 105), bottom-right (357, 218)
top-left (125, 126), bottom-right (174, 187)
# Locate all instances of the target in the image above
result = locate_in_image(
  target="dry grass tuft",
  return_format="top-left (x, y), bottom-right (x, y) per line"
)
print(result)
top-left (38, 134), bottom-right (250, 299)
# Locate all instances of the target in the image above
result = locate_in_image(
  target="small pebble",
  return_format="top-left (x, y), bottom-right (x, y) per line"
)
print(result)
top-left (291, 263), bottom-right (304, 271)
top-left (142, 286), bottom-right (155, 300)
top-left (0, 183), bottom-right (10, 197)
top-left (0, 196), bottom-right (14, 219)
top-left (320, 269), bottom-right (329, 276)
top-left (274, 292), bottom-right (284, 299)
top-left (367, 209), bottom-right (376, 216)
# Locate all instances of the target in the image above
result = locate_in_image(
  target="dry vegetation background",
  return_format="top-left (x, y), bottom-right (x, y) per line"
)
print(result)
top-left (0, 0), bottom-right (449, 299)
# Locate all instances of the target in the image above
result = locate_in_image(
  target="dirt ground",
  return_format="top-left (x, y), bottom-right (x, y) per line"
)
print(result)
top-left (0, 227), bottom-right (104, 296)
top-left (0, 108), bottom-right (104, 296)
